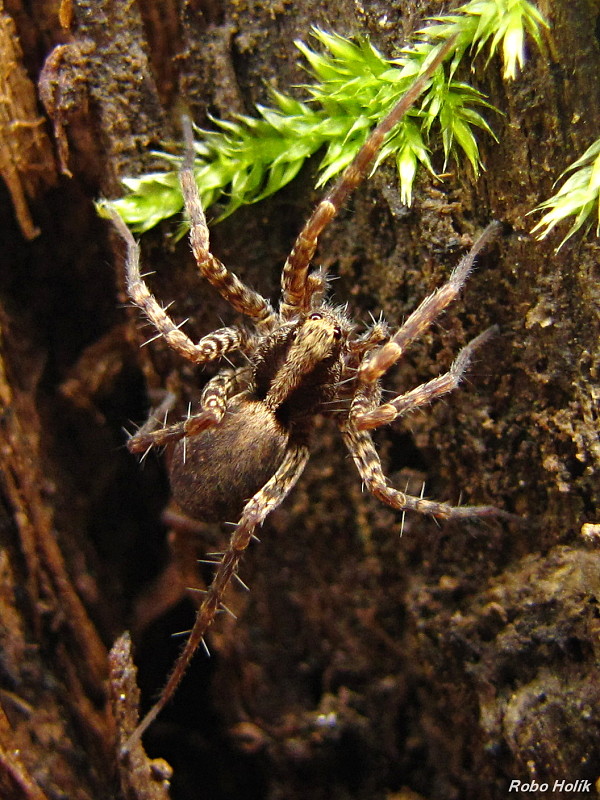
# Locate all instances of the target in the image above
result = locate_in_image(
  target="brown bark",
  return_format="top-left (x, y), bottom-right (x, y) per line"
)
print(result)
top-left (1, 1), bottom-right (599, 799)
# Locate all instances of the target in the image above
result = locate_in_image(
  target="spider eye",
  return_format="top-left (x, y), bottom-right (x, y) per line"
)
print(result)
top-left (309, 312), bottom-right (323, 320)
top-left (333, 326), bottom-right (342, 339)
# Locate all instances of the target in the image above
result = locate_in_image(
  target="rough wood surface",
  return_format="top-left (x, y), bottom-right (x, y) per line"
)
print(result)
top-left (1, 1), bottom-right (599, 798)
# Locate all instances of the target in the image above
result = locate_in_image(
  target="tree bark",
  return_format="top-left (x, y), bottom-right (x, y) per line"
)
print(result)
top-left (1, 1), bottom-right (599, 799)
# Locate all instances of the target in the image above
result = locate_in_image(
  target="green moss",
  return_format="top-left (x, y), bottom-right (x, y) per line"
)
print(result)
top-left (532, 138), bottom-right (600, 250)
top-left (100, 0), bottom-right (548, 233)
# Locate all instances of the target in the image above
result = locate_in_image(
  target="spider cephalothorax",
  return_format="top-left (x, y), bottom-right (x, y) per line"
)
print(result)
top-left (110, 34), bottom-right (510, 750)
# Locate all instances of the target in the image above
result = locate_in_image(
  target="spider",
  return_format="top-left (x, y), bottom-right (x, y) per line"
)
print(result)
top-left (110, 36), bottom-right (509, 751)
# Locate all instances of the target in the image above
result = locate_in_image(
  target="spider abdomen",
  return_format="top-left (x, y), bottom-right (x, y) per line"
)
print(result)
top-left (169, 396), bottom-right (290, 522)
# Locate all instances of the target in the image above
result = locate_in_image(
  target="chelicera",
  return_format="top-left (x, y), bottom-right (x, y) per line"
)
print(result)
top-left (110, 36), bottom-right (509, 750)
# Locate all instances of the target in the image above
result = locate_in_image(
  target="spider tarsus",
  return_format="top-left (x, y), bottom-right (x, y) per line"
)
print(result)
top-left (451, 324), bottom-right (499, 378)
top-left (180, 114), bottom-right (195, 172)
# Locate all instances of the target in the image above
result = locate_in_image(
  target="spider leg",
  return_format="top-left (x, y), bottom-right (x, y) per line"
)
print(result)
top-left (180, 117), bottom-right (275, 328)
top-left (127, 367), bottom-right (250, 453)
top-left (110, 209), bottom-right (249, 363)
top-left (342, 423), bottom-right (504, 520)
top-left (352, 327), bottom-right (496, 431)
top-left (126, 391), bottom-right (178, 453)
top-left (279, 35), bottom-right (457, 319)
top-left (357, 222), bottom-right (501, 386)
top-left (122, 441), bottom-right (310, 753)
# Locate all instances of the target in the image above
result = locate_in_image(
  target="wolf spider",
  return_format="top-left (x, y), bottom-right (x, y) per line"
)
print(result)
top-left (110, 36), bottom-right (508, 750)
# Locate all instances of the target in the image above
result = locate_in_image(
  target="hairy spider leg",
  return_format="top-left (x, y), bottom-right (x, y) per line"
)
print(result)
top-left (111, 209), bottom-right (249, 364)
top-left (355, 221), bottom-right (501, 389)
top-left (279, 34), bottom-right (458, 319)
top-left (352, 327), bottom-right (497, 431)
top-left (180, 117), bottom-right (276, 328)
top-left (127, 367), bottom-right (251, 453)
top-left (123, 442), bottom-right (310, 753)
top-left (342, 425), bottom-right (502, 520)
